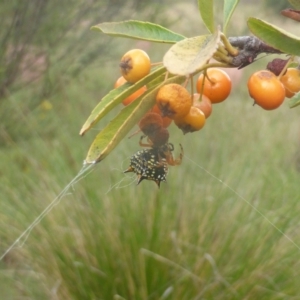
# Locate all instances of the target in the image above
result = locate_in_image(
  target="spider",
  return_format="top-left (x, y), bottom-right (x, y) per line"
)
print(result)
top-left (124, 135), bottom-right (183, 187)
top-left (139, 135), bottom-right (183, 166)
top-left (124, 148), bottom-right (168, 187)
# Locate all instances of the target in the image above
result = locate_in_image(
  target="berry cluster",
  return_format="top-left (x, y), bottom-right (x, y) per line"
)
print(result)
top-left (114, 49), bottom-right (300, 186)
top-left (245, 57), bottom-right (300, 110)
top-left (115, 49), bottom-right (234, 136)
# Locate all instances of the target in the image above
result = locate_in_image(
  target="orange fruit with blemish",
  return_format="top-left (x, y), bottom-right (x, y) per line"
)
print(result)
top-left (174, 106), bottom-right (206, 134)
top-left (119, 49), bottom-right (151, 83)
top-left (248, 70), bottom-right (285, 110)
top-left (156, 84), bottom-right (192, 119)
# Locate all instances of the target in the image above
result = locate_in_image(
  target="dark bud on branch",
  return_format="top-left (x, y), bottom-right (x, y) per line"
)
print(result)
top-left (228, 36), bottom-right (282, 69)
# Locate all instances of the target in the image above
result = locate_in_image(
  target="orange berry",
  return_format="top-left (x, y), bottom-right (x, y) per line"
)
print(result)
top-left (156, 84), bottom-right (192, 119)
top-left (193, 93), bottom-right (212, 118)
top-left (114, 76), bottom-right (147, 106)
top-left (119, 49), bottom-right (151, 83)
top-left (151, 104), bottom-right (173, 128)
top-left (280, 68), bottom-right (300, 98)
top-left (174, 106), bottom-right (206, 134)
top-left (247, 70), bottom-right (285, 110)
top-left (196, 68), bottom-right (232, 103)
top-left (114, 76), bottom-right (128, 89)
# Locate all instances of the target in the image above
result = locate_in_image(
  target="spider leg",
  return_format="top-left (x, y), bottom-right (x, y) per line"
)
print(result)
top-left (139, 135), bottom-right (153, 148)
top-left (176, 143), bottom-right (184, 164)
top-left (165, 143), bottom-right (184, 166)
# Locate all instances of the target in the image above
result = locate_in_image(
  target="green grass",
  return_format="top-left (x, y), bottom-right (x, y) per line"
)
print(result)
top-left (1, 59), bottom-right (300, 299)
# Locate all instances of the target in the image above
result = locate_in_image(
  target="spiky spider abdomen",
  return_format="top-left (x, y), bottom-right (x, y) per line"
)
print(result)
top-left (124, 148), bottom-right (168, 188)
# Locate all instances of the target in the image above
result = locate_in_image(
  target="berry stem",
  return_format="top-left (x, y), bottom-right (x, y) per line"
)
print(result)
top-left (164, 71), bottom-right (169, 82)
top-left (151, 62), bottom-right (163, 67)
top-left (199, 69), bottom-right (209, 96)
top-left (204, 69), bottom-right (214, 85)
top-left (213, 50), bottom-right (234, 64)
top-left (190, 62), bottom-right (235, 78)
top-left (217, 44), bottom-right (229, 56)
top-left (277, 56), bottom-right (294, 80)
top-left (190, 75), bottom-right (194, 98)
top-left (183, 77), bottom-right (189, 88)
top-left (221, 33), bottom-right (239, 56)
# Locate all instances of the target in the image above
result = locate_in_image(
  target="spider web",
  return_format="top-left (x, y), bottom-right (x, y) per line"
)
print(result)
top-left (1, 149), bottom-right (300, 262)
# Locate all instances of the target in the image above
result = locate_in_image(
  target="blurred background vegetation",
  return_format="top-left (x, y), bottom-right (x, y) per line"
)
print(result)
top-left (0, 0), bottom-right (178, 144)
top-left (1, 0), bottom-right (300, 299)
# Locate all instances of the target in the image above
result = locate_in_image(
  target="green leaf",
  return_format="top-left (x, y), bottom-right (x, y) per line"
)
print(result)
top-left (79, 66), bottom-right (166, 136)
top-left (288, 0), bottom-right (300, 10)
top-left (85, 75), bottom-right (186, 164)
top-left (223, 0), bottom-right (240, 33)
top-left (289, 92), bottom-right (300, 108)
top-left (163, 29), bottom-right (221, 76)
top-left (247, 18), bottom-right (300, 56)
top-left (85, 92), bottom-right (146, 164)
top-left (198, 0), bottom-right (215, 33)
top-left (91, 20), bottom-right (185, 44)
